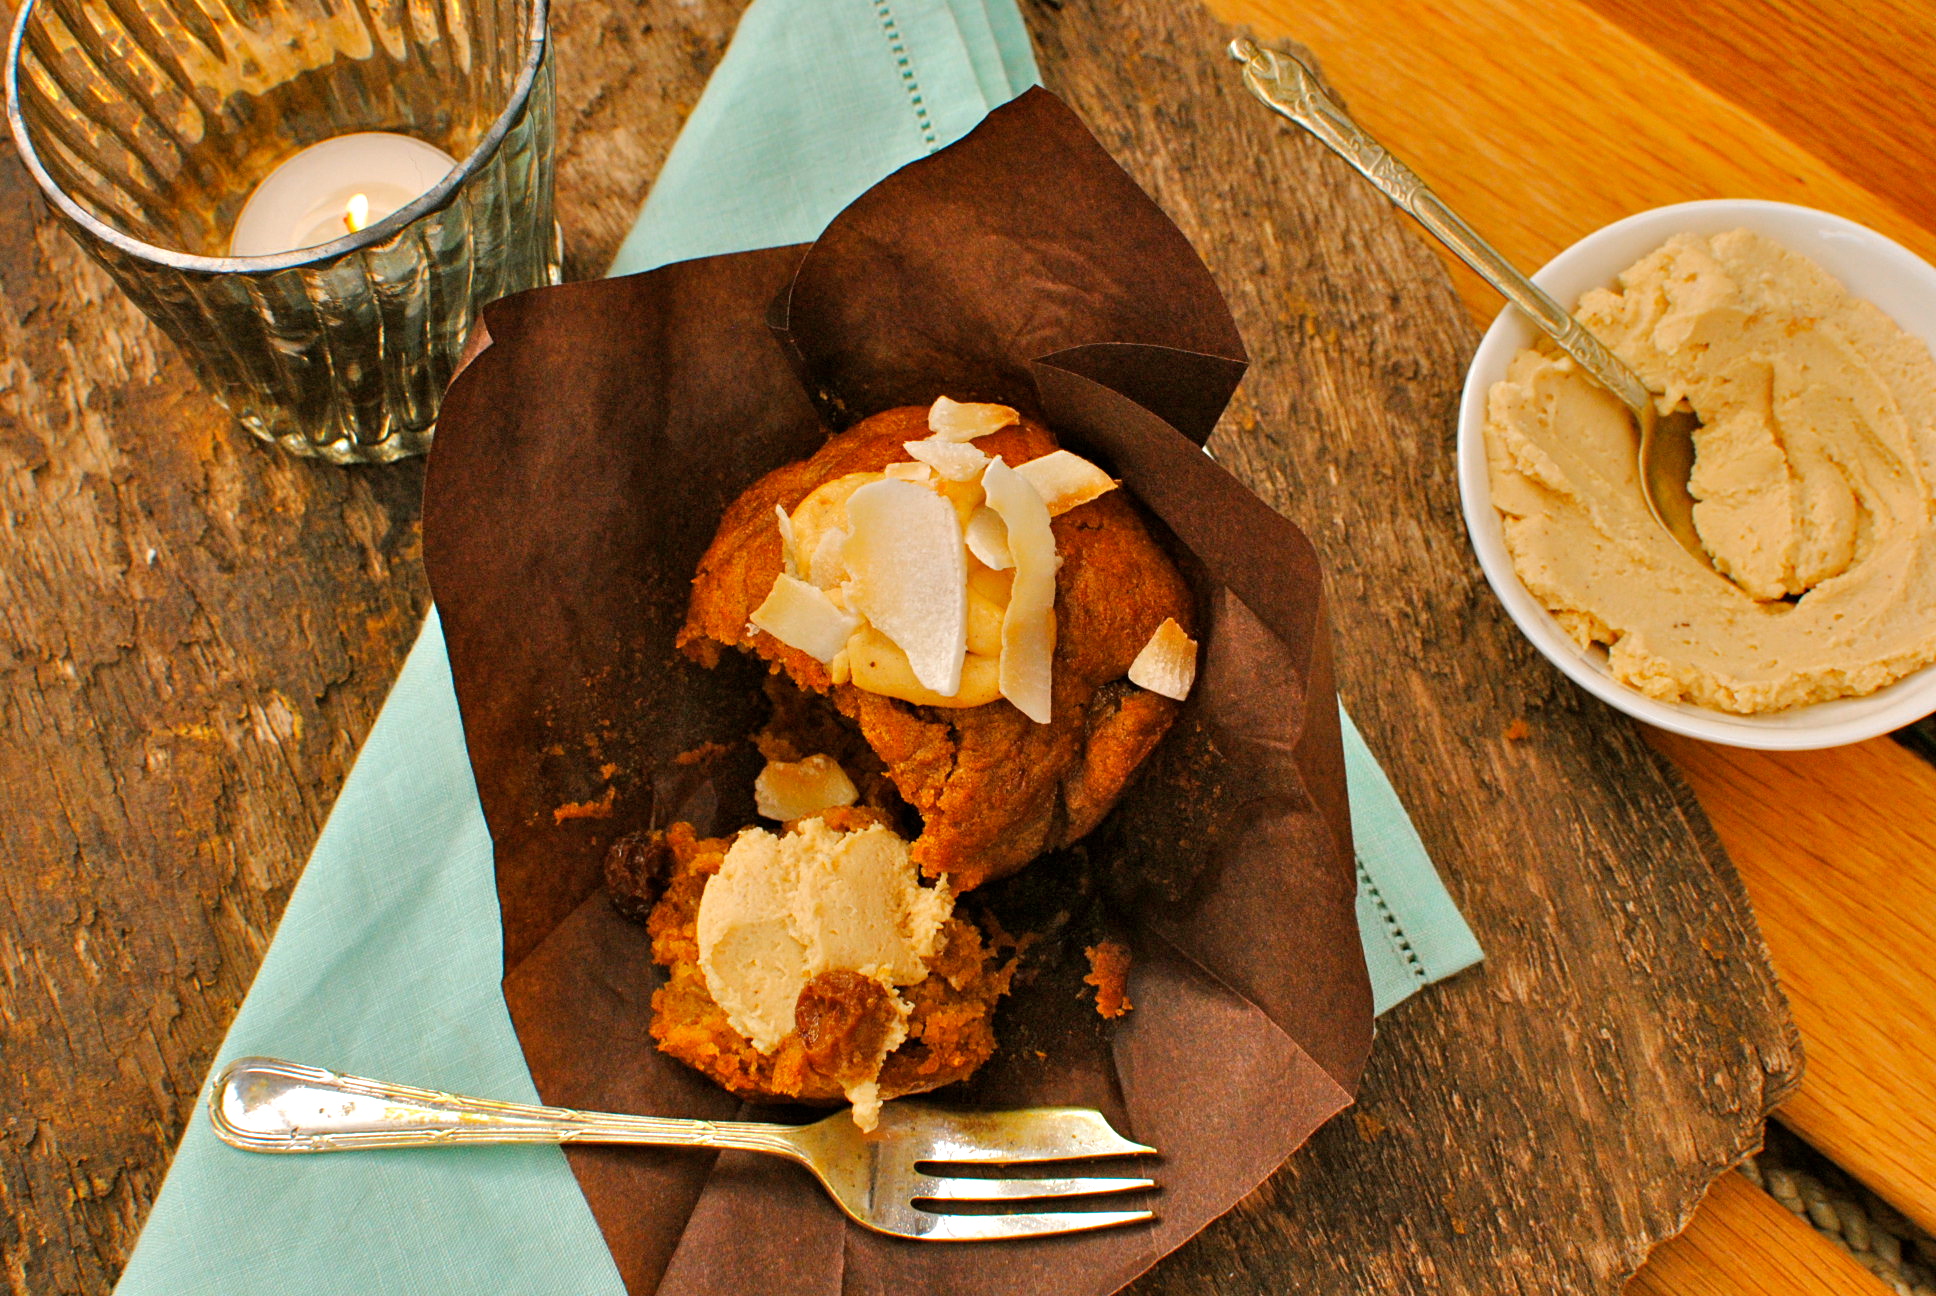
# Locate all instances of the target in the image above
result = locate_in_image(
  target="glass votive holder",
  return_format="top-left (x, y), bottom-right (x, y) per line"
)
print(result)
top-left (5, 0), bottom-right (558, 464)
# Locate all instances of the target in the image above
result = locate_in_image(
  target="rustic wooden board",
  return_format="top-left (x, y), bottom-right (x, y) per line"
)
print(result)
top-left (0, 0), bottom-right (1798, 1291)
top-left (0, 4), bottom-right (740, 1291)
top-left (0, 150), bottom-right (432, 1294)
top-left (1026, 4), bottom-right (1798, 1292)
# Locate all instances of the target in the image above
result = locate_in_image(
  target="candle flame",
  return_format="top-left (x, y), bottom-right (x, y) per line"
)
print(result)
top-left (343, 192), bottom-right (371, 234)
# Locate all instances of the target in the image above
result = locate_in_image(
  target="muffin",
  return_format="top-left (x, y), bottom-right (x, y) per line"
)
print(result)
top-left (677, 399), bottom-right (1199, 890)
top-left (628, 397), bottom-right (1202, 1124)
top-left (629, 813), bottom-right (1011, 1127)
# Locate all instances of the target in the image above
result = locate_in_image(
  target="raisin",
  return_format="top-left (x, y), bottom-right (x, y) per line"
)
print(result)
top-left (795, 970), bottom-right (899, 1083)
top-left (604, 829), bottom-right (671, 922)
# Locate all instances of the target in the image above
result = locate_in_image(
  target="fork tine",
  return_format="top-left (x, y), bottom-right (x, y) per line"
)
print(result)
top-left (910, 1209), bottom-right (1155, 1241)
top-left (916, 1174), bottom-right (1155, 1202)
top-left (900, 1105), bottom-right (1155, 1164)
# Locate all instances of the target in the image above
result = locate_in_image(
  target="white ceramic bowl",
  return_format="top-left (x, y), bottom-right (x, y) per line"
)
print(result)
top-left (1457, 199), bottom-right (1936, 749)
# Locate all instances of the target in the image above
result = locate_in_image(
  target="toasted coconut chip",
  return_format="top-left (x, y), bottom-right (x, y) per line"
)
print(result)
top-left (927, 395), bottom-right (1019, 442)
top-left (903, 437), bottom-right (989, 482)
top-left (883, 460), bottom-right (935, 484)
top-left (964, 505), bottom-right (1012, 570)
top-left (847, 627), bottom-right (1002, 708)
top-left (980, 457), bottom-right (1056, 723)
top-left (1015, 449), bottom-right (1117, 517)
top-left (751, 574), bottom-right (861, 663)
top-left (841, 479), bottom-right (968, 696)
top-left (1128, 617), bottom-right (1198, 701)
top-left (754, 753), bottom-right (860, 822)
top-left (807, 526), bottom-right (848, 590)
top-left (774, 505), bottom-right (800, 578)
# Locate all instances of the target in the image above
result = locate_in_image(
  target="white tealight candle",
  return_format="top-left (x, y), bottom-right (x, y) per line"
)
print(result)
top-left (228, 132), bottom-right (458, 257)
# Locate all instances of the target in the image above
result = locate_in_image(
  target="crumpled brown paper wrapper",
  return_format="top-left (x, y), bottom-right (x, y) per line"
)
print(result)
top-left (422, 87), bottom-right (1371, 1296)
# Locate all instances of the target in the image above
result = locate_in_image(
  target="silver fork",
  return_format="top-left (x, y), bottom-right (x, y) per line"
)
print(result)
top-left (211, 1057), bottom-right (1157, 1241)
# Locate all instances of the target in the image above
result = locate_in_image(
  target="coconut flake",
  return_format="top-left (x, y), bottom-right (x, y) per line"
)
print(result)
top-left (964, 506), bottom-right (1013, 571)
top-left (1015, 450), bottom-right (1117, 516)
top-left (883, 460), bottom-right (935, 484)
top-left (774, 505), bottom-right (800, 578)
top-left (1128, 618), bottom-right (1198, 701)
top-left (928, 396), bottom-right (1019, 443)
top-left (841, 479), bottom-right (969, 696)
top-left (750, 574), bottom-right (861, 663)
top-left (807, 526), bottom-right (848, 589)
top-left (754, 754), bottom-right (860, 822)
top-left (904, 438), bottom-right (989, 481)
top-left (980, 458), bottom-right (1056, 723)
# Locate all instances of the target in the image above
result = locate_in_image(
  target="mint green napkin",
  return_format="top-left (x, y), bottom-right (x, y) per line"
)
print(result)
top-left (116, 3), bottom-right (1478, 1291)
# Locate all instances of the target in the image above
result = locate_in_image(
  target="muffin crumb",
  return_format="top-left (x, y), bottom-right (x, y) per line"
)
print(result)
top-left (1084, 940), bottom-right (1134, 1019)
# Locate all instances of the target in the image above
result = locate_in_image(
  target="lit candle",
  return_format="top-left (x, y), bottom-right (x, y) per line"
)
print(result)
top-left (228, 132), bottom-right (458, 257)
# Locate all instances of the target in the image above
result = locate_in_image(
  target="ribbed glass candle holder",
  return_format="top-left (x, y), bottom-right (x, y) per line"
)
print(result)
top-left (5, 0), bottom-right (557, 463)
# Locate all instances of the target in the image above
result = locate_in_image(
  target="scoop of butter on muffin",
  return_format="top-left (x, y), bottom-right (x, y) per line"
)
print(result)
top-left (696, 816), bottom-right (951, 1127)
top-left (643, 811), bottom-right (1010, 1128)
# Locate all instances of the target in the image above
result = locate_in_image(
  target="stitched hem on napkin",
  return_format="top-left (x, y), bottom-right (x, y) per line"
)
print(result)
top-left (872, 0), bottom-right (940, 149)
top-left (1342, 706), bottom-right (1484, 1014)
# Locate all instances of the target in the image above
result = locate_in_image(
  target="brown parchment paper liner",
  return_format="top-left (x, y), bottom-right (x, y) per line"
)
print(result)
top-left (422, 88), bottom-right (1371, 1296)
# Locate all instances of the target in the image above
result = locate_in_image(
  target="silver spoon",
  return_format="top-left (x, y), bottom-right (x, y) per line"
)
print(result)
top-left (1229, 38), bottom-right (1711, 575)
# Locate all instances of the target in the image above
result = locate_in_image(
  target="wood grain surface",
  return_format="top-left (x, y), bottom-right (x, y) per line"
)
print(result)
top-left (1215, 0), bottom-right (1936, 1257)
top-left (1580, 0), bottom-right (1936, 229)
top-left (0, 166), bottom-right (432, 1292)
top-left (0, 0), bottom-right (1814, 1293)
top-left (1032, 5), bottom-right (1795, 1292)
top-left (1650, 732), bottom-right (1936, 1231)
top-left (0, 4), bottom-right (743, 1291)
top-left (1628, 1171), bottom-right (1886, 1296)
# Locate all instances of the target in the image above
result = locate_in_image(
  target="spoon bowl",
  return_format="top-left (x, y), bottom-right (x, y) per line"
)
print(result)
top-left (1638, 403), bottom-right (1705, 561)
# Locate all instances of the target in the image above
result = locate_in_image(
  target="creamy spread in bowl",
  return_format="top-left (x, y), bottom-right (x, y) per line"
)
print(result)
top-left (1484, 229), bottom-right (1936, 714)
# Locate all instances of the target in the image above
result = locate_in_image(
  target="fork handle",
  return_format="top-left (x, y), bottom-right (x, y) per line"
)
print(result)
top-left (1229, 38), bottom-right (1654, 416)
top-left (211, 1056), bottom-right (806, 1159)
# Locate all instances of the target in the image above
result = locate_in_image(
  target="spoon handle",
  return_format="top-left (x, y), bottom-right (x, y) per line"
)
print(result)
top-left (1229, 38), bottom-right (1653, 416)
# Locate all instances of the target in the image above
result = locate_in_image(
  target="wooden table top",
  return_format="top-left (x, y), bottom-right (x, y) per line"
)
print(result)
top-left (1212, 0), bottom-right (1936, 1290)
top-left (0, 0), bottom-right (1927, 1291)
